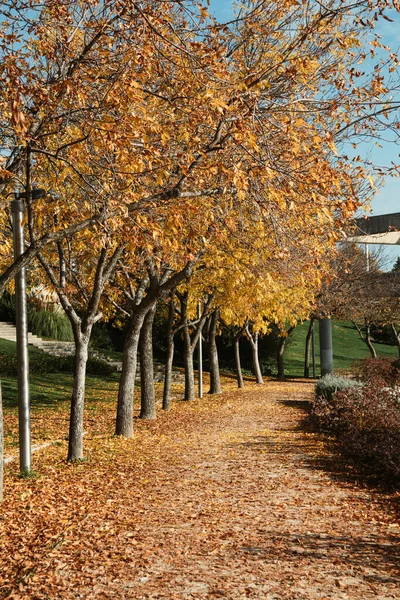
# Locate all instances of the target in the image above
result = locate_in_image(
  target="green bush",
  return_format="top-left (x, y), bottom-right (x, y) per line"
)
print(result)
top-left (86, 357), bottom-right (115, 376)
top-left (57, 355), bottom-right (115, 376)
top-left (28, 309), bottom-right (73, 341)
top-left (0, 295), bottom-right (73, 342)
top-left (0, 352), bottom-right (61, 376)
top-left (0, 351), bottom-right (115, 377)
top-left (90, 323), bottom-right (115, 350)
top-left (315, 373), bottom-right (362, 402)
top-left (0, 354), bottom-right (18, 376)
top-left (0, 292), bottom-right (16, 322)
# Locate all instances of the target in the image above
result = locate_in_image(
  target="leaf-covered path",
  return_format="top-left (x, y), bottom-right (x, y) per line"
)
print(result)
top-left (1, 380), bottom-right (399, 599)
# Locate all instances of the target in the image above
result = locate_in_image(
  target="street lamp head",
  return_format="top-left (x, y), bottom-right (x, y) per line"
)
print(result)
top-left (31, 187), bottom-right (46, 200)
top-left (13, 187), bottom-right (46, 200)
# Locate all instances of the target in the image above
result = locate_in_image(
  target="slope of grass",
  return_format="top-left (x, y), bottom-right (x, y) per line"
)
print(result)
top-left (0, 339), bottom-right (119, 410)
top-left (0, 338), bottom-right (45, 358)
top-left (285, 320), bottom-right (399, 377)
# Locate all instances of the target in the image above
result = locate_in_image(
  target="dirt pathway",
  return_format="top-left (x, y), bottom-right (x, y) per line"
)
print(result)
top-left (1, 380), bottom-right (399, 599)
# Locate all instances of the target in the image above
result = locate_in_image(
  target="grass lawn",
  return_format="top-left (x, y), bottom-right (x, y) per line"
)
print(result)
top-left (0, 338), bottom-right (121, 451)
top-left (285, 320), bottom-right (399, 377)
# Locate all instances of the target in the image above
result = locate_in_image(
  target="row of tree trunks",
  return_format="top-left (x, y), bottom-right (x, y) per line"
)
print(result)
top-left (176, 291), bottom-right (213, 401)
top-left (114, 260), bottom-right (195, 437)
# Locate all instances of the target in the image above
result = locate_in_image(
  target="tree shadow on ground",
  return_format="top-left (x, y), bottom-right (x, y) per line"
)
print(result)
top-left (278, 398), bottom-right (312, 413)
top-left (239, 531), bottom-right (400, 582)
top-left (278, 398), bottom-right (400, 496)
top-left (227, 397), bottom-right (400, 580)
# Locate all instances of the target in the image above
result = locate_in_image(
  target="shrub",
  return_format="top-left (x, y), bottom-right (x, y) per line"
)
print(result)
top-left (57, 355), bottom-right (115, 376)
top-left (260, 358), bottom-right (279, 377)
top-left (90, 323), bottom-right (115, 350)
top-left (312, 385), bottom-right (400, 484)
top-left (0, 295), bottom-right (74, 341)
top-left (315, 373), bottom-right (362, 402)
top-left (28, 309), bottom-right (73, 341)
top-left (0, 352), bottom-right (115, 377)
top-left (0, 354), bottom-right (18, 376)
top-left (0, 352), bottom-right (61, 377)
top-left (0, 292), bottom-right (16, 323)
top-left (352, 356), bottom-right (400, 388)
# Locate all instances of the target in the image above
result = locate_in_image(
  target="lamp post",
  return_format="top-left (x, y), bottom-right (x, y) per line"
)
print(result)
top-left (12, 186), bottom-right (45, 474)
top-left (197, 301), bottom-right (203, 398)
top-left (319, 316), bottom-right (334, 376)
top-left (311, 321), bottom-right (316, 379)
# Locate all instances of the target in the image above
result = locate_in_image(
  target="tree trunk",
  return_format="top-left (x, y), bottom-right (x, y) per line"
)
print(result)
top-left (183, 323), bottom-right (195, 400)
top-left (277, 327), bottom-right (294, 381)
top-left (277, 337), bottom-right (286, 381)
top-left (250, 333), bottom-right (263, 384)
top-left (391, 323), bottom-right (400, 358)
top-left (139, 305), bottom-right (156, 419)
top-left (163, 332), bottom-right (174, 410)
top-left (163, 297), bottom-right (176, 410)
top-left (304, 318), bottom-right (314, 378)
top-left (115, 311), bottom-right (146, 437)
top-left (207, 310), bottom-right (222, 394)
top-left (365, 321), bottom-right (377, 358)
top-left (352, 320), bottom-right (377, 359)
top-left (234, 333), bottom-right (244, 389)
top-left (68, 330), bottom-right (91, 462)
top-left (0, 380), bottom-right (3, 502)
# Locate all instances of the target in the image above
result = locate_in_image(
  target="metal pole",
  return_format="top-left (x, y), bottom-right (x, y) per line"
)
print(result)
top-left (311, 321), bottom-right (316, 379)
top-left (11, 196), bottom-right (31, 474)
top-left (319, 317), bottom-right (334, 377)
top-left (197, 302), bottom-right (203, 398)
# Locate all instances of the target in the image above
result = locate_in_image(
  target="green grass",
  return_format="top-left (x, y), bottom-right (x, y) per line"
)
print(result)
top-left (0, 338), bottom-right (45, 358)
top-left (285, 320), bottom-right (399, 377)
top-left (0, 339), bottom-right (120, 408)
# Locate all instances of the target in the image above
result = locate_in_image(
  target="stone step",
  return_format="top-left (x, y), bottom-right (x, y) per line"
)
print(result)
top-left (0, 321), bottom-right (75, 357)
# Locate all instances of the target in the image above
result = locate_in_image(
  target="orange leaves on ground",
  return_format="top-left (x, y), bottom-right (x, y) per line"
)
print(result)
top-left (1, 378), bottom-right (399, 599)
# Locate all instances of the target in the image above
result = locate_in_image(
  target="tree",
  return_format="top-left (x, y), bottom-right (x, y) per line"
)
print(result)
top-left (392, 257), bottom-right (400, 273)
top-left (162, 291), bottom-right (178, 410)
top-left (37, 231), bottom-right (123, 461)
top-left (316, 244), bottom-right (400, 358)
top-left (112, 258), bottom-right (198, 436)
top-left (0, 0), bottom-right (230, 293)
top-left (1, 0), bottom-right (399, 298)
